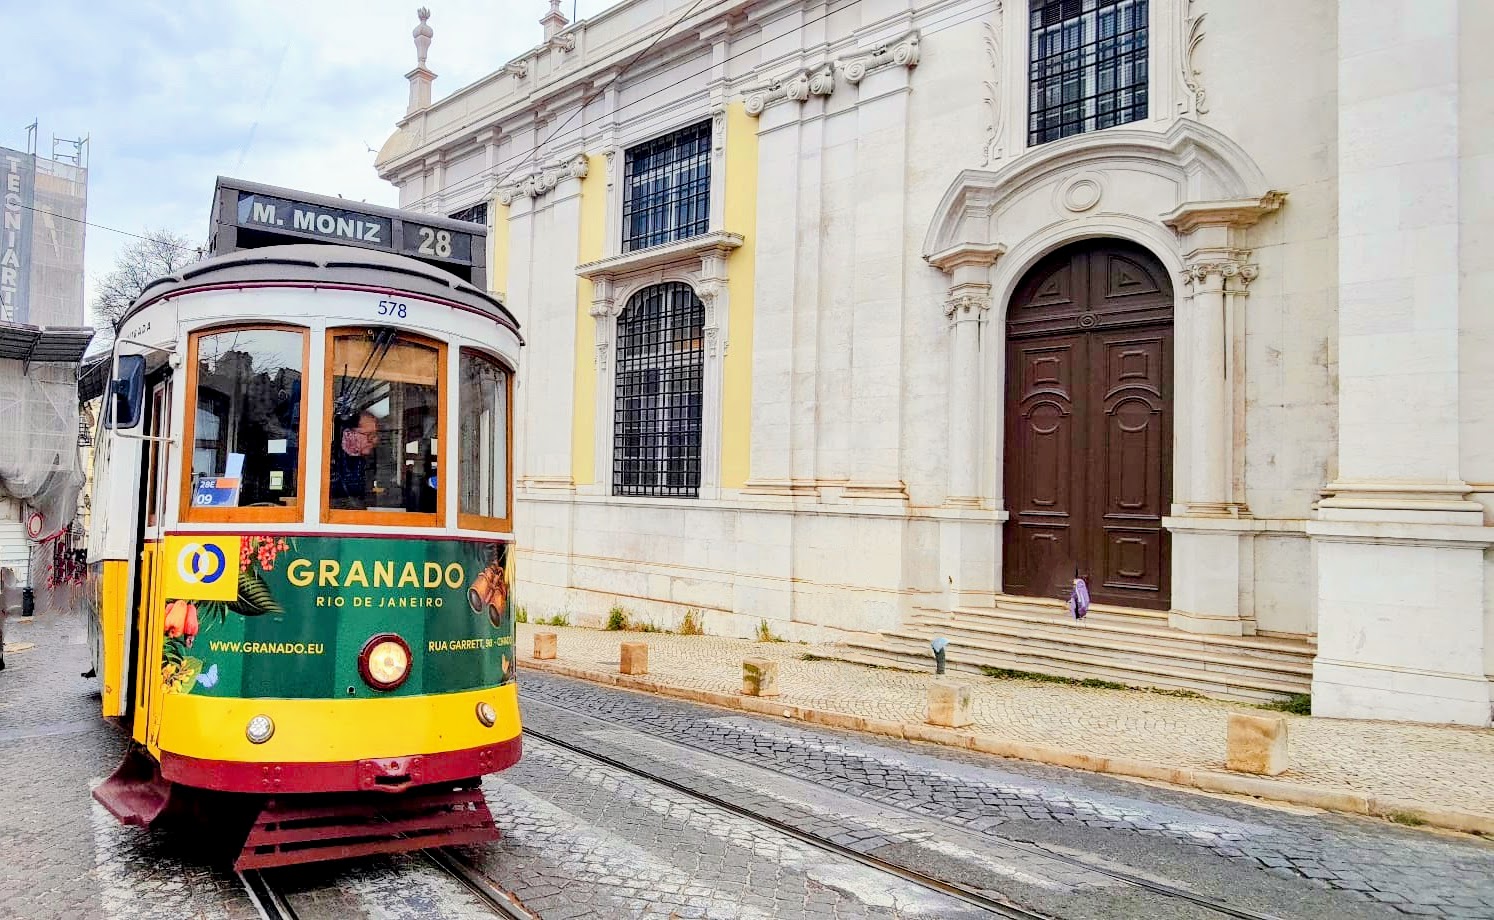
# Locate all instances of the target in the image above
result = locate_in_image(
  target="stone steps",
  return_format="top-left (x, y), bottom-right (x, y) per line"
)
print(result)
top-left (837, 600), bottom-right (1315, 703)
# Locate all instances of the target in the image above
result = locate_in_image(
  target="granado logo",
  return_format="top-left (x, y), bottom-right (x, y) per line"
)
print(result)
top-left (284, 558), bottom-right (466, 590)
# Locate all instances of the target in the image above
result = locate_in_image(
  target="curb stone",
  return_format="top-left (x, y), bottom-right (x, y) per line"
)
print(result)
top-left (517, 656), bottom-right (1494, 837)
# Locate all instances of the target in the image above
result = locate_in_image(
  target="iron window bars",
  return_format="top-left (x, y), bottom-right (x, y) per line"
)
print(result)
top-left (622, 121), bottom-right (712, 253)
top-left (448, 202), bottom-right (488, 226)
top-left (613, 282), bottom-right (704, 497)
top-left (1029, 0), bottom-right (1149, 146)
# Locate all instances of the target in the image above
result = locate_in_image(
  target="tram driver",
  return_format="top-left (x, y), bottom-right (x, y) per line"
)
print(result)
top-left (330, 411), bottom-right (380, 510)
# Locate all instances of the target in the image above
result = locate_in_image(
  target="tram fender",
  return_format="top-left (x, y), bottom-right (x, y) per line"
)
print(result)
top-left (93, 746), bottom-right (175, 827)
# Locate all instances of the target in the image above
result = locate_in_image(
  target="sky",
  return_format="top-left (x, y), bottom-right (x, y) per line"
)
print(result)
top-left (0, 0), bottom-right (614, 316)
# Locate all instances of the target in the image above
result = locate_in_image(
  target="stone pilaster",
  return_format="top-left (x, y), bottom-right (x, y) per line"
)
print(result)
top-left (1308, 0), bottom-right (1492, 726)
top-left (1162, 195), bottom-right (1282, 636)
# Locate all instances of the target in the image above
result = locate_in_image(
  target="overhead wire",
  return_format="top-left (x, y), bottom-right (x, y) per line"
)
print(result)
top-left (400, 0), bottom-right (999, 213)
top-left (14, 1), bottom-right (998, 249)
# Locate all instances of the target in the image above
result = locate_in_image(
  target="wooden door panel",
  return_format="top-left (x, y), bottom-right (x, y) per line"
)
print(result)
top-left (1003, 338), bottom-right (1082, 599)
top-left (1004, 240), bottom-right (1173, 610)
top-left (1089, 330), bottom-right (1171, 607)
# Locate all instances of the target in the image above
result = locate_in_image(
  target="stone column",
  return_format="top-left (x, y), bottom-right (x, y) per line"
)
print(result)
top-left (1179, 257), bottom-right (1255, 517)
top-left (1162, 197), bottom-right (1281, 636)
top-left (1307, 0), bottom-right (1492, 726)
top-left (927, 244), bottom-right (1003, 507)
top-left (927, 242), bottom-right (1003, 611)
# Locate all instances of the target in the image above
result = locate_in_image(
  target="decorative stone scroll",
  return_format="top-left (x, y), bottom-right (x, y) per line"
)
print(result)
top-left (497, 154), bottom-right (589, 204)
top-left (837, 30), bottom-right (920, 85)
top-left (1182, 254), bottom-right (1258, 289)
top-left (1180, 0), bottom-right (1208, 115)
top-left (742, 65), bottom-right (834, 117)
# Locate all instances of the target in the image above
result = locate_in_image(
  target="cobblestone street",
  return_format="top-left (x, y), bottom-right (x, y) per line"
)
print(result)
top-left (514, 624), bottom-right (1494, 827)
top-left (4, 610), bottom-right (1494, 919)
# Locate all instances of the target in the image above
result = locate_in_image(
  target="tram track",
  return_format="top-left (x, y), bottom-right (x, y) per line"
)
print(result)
top-left (522, 723), bottom-right (1060, 920)
top-left (520, 696), bottom-right (1290, 920)
top-left (239, 850), bottom-right (535, 920)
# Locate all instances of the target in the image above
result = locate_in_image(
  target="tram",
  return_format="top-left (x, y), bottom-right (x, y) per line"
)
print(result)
top-left (86, 178), bottom-right (523, 869)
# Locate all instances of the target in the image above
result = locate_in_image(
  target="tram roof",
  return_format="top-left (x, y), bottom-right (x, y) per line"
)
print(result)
top-left (122, 244), bottom-right (521, 340)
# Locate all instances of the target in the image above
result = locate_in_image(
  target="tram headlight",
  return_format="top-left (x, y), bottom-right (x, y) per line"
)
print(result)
top-left (359, 633), bottom-right (412, 691)
top-left (245, 715), bottom-right (275, 744)
top-left (476, 701), bottom-right (497, 727)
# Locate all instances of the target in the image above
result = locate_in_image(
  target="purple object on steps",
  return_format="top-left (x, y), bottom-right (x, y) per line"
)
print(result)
top-left (1068, 577), bottom-right (1091, 620)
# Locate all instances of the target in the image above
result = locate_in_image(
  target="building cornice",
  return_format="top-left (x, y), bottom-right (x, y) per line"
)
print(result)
top-left (924, 241), bottom-right (1004, 274)
top-left (1161, 192), bottom-right (1287, 234)
top-left (576, 231), bottom-right (745, 283)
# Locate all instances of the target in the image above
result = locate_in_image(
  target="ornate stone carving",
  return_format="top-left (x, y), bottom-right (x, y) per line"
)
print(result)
top-left (838, 30), bottom-right (920, 85)
top-left (1058, 172), bottom-right (1104, 212)
top-left (807, 64), bottom-right (835, 97)
top-left (980, 11), bottom-right (1003, 166)
top-left (549, 31), bottom-right (577, 53)
top-left (497, 154), bottom-right (590, 203)
top-left (711, 109), bottom-right (726, 156)
top-left (503, 60), bottom-right (529, 79)
top-left (1180, 1), bottom-right (1208, 115)
top-left (1182, 254), bottom-right (1258, 288)
top-left (943, 291), bottom-right (991, 320)
top-left (743, 66), bottom-right (832, 117)
top-left (413, 7), bottom-right (433, 67)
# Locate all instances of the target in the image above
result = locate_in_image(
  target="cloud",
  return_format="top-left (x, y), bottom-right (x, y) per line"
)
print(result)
top-left (0, 0), bottom-right (614, 312)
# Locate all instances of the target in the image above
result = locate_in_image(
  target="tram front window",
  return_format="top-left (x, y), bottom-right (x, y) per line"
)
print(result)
top-left (328, 328), bottom-right (442, 518)
top-left (185, 327), bottom-right (305, 518)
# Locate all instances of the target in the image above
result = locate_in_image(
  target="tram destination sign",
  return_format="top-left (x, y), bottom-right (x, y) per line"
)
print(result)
top-left (233, 190), bottom-right (475, 266)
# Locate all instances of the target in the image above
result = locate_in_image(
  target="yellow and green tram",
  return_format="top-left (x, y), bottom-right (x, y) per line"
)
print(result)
top-left (87, 179), bottom-right (522, 867)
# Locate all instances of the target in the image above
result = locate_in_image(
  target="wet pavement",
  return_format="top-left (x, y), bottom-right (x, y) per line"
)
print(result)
top-left (3, 610), bottom-right (1492, 919)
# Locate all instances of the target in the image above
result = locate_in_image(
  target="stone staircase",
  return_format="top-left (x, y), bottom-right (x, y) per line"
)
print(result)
top-left (836, 597), bottom-right (1315, 703)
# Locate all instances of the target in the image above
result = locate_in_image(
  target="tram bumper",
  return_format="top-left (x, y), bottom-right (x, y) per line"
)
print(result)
top-left (159, 734), bottom-right (522, 794)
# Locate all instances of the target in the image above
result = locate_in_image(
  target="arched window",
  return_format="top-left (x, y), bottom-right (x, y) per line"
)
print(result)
top-left (613, 282), bottom-right (704, 497)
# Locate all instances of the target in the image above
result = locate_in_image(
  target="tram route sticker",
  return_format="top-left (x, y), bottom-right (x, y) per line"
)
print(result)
top-left (159, 535), bottom-right (514, 699)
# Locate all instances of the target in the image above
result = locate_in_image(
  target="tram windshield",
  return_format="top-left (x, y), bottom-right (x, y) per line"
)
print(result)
top-left (328, 327), bottom-right (442, 517)
top-left (185, 326), bottom-right (305, 517)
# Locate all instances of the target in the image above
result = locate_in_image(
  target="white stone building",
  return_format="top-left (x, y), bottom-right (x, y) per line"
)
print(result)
top-left (376, 0), bottom-right (1494, 726)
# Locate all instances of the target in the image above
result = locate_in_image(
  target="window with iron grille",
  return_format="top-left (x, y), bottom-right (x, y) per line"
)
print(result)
top-left (448, 202), bottom-right (488, 226)
top-left (1028, 0), bottom-right (1148, 146)
top-left (622, 122), bottom-right (711, 253)
top-left (613, 282), bottom-right (704, 497)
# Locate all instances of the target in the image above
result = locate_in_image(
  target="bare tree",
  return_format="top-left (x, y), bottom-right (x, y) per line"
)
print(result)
top-left (92, 229), bottom-right (198, 329)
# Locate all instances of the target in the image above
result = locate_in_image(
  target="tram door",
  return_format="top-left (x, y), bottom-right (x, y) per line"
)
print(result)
top-left (130, 377), bottom-right (173, 749)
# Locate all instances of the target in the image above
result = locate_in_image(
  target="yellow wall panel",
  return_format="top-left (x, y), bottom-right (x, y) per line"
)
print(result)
top-left (721, 102), bottom-right (759, 489)
top-left (572, 153), bottom-right (607, 486)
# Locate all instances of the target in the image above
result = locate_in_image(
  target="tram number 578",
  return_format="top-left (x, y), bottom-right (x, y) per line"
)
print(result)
top-left (377, 299), bottom-right (409, 319)
top-left (416, 227), bottom-right (453, 258)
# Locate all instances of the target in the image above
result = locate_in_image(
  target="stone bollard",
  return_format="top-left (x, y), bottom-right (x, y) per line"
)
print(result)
top-left (619, 641), bottom-right (649, 676)
top-left (741, 657), bottom-right (780, 697)
top-left (533, 631), bottom-right (557, 660)
top-left (926, 679), bottom-right (973, 728)
top-left (1226, 713), bottom-right (1289, 776)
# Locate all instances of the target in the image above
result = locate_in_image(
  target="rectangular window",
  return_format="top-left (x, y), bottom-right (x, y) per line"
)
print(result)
top-left (181, 326), bottom-right (306, 523)
top-left (457, 351), bottom-right (511, 530)
top-left (326, 328), bottom-right (444, 524)
top-left (1028, 0), bottom-right (1149, 146)
top-left (621, 121), bottom-right (712, 253)
top-left (448, 202), bottom-right (488, 226)
top-left (613, 282), bottom-right (704, 498)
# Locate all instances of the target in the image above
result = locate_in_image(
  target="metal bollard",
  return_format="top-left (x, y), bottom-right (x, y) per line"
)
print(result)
top-left (931, 636), bottom-right (948, 675)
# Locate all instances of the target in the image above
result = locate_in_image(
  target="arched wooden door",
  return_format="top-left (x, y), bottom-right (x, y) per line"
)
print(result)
top-left (1002, 240), bottom-right (1173, 610)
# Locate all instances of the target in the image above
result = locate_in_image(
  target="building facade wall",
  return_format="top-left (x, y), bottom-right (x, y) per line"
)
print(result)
top-left (378, 0), bottom-right (1494, 724)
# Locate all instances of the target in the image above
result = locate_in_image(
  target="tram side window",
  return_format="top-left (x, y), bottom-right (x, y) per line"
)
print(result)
top-left (185, 327), bottom-right (305, 517)
top-left (328, 329), bottom-right (442, 518)
top-left (458, 351), bottom-right (511, 528)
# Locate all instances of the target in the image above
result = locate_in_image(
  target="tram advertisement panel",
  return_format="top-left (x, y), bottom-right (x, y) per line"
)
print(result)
top-left (159, 535), bottom-right (514, 699)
